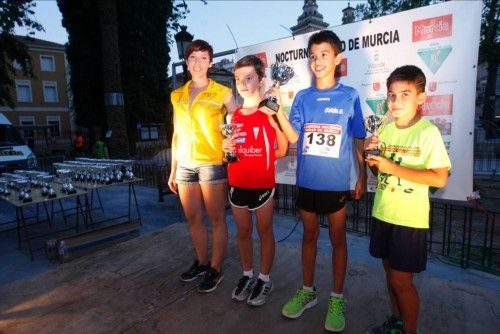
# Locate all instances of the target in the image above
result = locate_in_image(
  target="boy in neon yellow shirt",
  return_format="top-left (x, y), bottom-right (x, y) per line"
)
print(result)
top-left (365, 65), bottom-right (451, 334)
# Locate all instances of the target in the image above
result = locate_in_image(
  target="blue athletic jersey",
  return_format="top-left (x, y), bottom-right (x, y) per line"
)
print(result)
top-left (290, 83), bottom-right (366, 191)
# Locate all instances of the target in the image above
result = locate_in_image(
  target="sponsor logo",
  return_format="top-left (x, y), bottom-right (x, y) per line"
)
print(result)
top-left (253, 127), bottom-right (260, 139)
top-left (255, 52), bottom-right (268, 68)
top-left (317, 97), bottom-right (331, 102)
top-left (422, 94), bottom-right (453, 116)
top-left (258, 190), bottom-right (270, 202)
top-left (238, 145), bottom-right (263, 155)
top-left (412, 14), bottom-right (452, 42)
top-left (324, 107), bottom-right (343, 114)
top-left (417, 45), bottom-right (452, 74)
top-left (365, 98), bottom-right (388, 116)
top-left (373, 82), bottom-right (380, 91)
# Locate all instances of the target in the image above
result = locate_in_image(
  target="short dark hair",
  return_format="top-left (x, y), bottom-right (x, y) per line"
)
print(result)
top-left (234, 55), bottom-right (265, 80)
top-left (185, 39), bottom-right (213, 62)
top-left (307, 30), bottom-right (342, 55)
top-left (387, 65), bottom-right (426, 93)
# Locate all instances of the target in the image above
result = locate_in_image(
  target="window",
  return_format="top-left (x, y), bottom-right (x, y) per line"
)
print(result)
top-left (139, 126), bottom-right (159, 141)
top-left (43, 81), bottom-right (59, 103)
top-left (15, 80), bottom-right (32, 102)
top-left (19, 116), bottom-right (35, 138)
top-left (46, 116), bottom-right (61, 137)
top-left (40, 55), bottom-right (55, 72)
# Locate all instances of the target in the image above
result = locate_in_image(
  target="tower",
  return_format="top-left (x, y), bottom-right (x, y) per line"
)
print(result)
top-left (289, 0), bottom-right (329, 36)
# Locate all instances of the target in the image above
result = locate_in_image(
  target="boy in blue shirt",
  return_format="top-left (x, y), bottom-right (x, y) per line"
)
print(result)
top-left (276, 30), bottom-right (367, 332)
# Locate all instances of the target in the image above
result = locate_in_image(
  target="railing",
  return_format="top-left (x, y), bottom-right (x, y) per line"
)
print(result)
top-left (274, 184), bottom-right (499, 275)
top-left (76, 158), bottom-right (496, 275)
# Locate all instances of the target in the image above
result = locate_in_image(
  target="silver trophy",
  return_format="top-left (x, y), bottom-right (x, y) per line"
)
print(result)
top-left (364, 114), bottom-right (388, 157)
top-left (220, 123), bottom-right (239, 163)
top-left (258, 62), bottom-right (295, 115)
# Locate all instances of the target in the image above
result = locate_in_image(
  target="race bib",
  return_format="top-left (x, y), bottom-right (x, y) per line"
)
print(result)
top-left (302, 123), bottom-right (342, 158)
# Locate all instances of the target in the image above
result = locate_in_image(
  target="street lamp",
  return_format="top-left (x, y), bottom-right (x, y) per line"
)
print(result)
top-left (175, 25), bottom-right (194, 83)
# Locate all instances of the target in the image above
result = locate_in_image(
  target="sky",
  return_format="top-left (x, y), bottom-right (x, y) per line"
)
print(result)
top-left (14, 0), bottom-right (366, 68)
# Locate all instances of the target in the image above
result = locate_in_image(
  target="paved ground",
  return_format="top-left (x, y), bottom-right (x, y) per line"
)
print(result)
top-left (0, 185), bottom-right (499, 333)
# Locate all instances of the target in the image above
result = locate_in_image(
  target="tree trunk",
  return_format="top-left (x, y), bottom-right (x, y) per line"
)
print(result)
top-left (97, 0), bottom-right (130, 158)
top-left (482, 60), bottom-right (498, 139)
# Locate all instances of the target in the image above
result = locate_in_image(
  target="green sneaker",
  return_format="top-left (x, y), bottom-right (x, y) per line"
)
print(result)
top-left (325, 296), bottom-right (346, 332)
top-left (281, 288), bottom-right (317, 319)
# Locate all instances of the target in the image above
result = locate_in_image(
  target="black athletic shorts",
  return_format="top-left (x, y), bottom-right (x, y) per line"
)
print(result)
top-left (296, 187), bottom-right (349, 214)
top-left (228, 186), bottom-right (274, 211)
top-left (369, 218), bottom-right (428, 273)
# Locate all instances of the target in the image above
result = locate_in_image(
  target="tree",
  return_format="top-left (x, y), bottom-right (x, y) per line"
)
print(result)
top-left (57, 0), bottom-right (105, 132)
top-left (0, 0), bottom-right (43, 108)
top-left (97, 0), bottom-right (130, 158)
top-left (353, 0), bottom-right (439, 21)
top-left (479, 0), bottom-right (499, 136)
top-left (117, 1), bottom-right (170, 154)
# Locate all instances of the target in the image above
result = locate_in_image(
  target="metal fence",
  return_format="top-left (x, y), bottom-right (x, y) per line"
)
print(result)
top-left (274, 184), bottom-right (499, 275)
top-left (32, 156), bottom-right (498, 275)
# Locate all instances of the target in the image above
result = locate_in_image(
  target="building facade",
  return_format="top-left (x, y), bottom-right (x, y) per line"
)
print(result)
top-left (1, 36), bottom-right (72, 155)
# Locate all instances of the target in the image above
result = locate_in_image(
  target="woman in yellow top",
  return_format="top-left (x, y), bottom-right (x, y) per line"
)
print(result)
top-left (169, 39), bottom-right (236, 293)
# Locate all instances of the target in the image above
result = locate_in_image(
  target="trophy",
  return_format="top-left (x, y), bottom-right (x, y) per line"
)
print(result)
top-left (258, 62), bottom-right (295, 115)
top-left (364, 114), bottom-right (388, 157)
top-left (220, 123), bottom-right (239, 163)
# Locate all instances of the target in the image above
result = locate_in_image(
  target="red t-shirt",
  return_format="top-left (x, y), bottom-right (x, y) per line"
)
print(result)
top-left (228, 108), bottom-right (277, 189)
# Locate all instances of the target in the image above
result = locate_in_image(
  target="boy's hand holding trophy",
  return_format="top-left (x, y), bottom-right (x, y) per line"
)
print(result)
top-left (364, 114), bottom-right (388, 158)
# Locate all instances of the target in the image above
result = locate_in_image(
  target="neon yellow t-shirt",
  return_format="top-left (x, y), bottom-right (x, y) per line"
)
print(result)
top-left (171, 79), bottom-right (230, 164)
top-left (372, 118), bottom-right (451, 228)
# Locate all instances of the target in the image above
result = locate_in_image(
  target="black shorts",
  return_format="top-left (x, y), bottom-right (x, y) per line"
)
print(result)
top-left (369, 218), bottom-right (428, 273)
top-left (228, 186), bottom-right (274, 211)
top-left (296, 187), bottom-right (349, 214)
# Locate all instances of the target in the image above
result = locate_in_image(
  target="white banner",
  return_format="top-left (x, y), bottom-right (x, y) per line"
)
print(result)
top-left (235, 1), bottom-right (482, 201)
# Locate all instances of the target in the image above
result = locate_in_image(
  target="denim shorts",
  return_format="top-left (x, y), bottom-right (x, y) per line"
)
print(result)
top-left (175, 163), bottom-right (227, 185)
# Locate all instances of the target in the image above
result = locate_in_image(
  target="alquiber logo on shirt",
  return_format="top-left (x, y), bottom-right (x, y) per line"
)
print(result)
top-left (238, 145), bottom-right (263, 156)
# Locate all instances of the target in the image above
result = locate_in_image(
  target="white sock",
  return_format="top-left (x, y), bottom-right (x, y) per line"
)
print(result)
top-left (243, 270), bottom-right (253, 278)
top-left (302, 285), bottom-right (314, 292)
top-left (258, 273), bottom-right (270, 282)
top-left (330, 291), bottom-right (343, 298)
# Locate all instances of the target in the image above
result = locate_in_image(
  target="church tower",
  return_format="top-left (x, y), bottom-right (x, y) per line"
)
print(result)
top-left (290, 0), bottom-right (329, 36)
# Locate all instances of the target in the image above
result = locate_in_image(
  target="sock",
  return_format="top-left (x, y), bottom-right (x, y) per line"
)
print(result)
top-left (330, 291), bottom-right (343, 298)
top-left (243, 270), bottom-right (253, 278)
top-left (302, 285), bottom-right (314, 292)
top-left (258, 273), bottom-right (270, 282)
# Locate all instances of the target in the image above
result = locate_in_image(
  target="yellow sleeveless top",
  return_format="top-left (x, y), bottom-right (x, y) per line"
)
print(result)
top-left (171, 79), bottom-right (230, 164)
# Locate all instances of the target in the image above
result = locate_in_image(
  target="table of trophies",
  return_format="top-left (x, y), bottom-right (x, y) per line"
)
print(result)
top-left (0, 158), bottom-right (141, 260)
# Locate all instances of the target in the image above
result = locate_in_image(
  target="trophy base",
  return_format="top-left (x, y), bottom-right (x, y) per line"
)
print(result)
top-left (258, 98), bottom-right (279, 115)
top-left (364, 148), bottom-right (381, 158)
top-left (224, 154), bottom-right (239, 164)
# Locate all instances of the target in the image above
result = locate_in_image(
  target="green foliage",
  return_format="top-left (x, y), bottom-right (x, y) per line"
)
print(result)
top-left (0, 0), bottom-right (43, 108)
top-left (354, 0), bottom-right (440, 21)
top-left (479, 0), bottom-right (499, 64)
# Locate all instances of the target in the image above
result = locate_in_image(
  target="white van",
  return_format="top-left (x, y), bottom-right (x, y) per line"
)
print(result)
top-left (0, 113), bottom-right (38, 172)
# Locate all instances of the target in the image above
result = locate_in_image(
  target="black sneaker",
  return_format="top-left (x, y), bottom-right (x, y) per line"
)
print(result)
top-left (367, 315), bottom-right (403, 334)
top-left (198, 267), bottom-right (224, 293)
top-left (231, 275), bottom-right (256, 302)
top-left (179, 260), bottom-right (210, 282)
top-left (247, 278), bottom-right (273, 306)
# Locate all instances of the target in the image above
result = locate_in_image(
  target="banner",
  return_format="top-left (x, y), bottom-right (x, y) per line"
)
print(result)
top-left (235, 1), bottom-right (482, 201)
